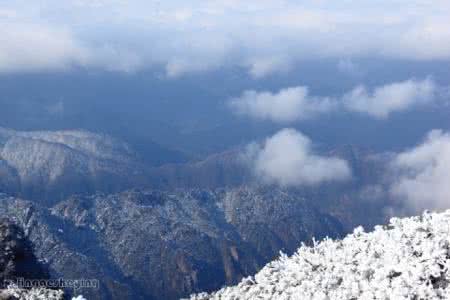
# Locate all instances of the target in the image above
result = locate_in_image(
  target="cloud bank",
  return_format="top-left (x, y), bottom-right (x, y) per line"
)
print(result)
top-left (0, 21), bottom-right (90, 73)
top-left (1, 1), bottom-right (450, 76)
top-left (230, 79), bottom-right (438, 121)
top-left (246, 128), bottom-right (351, 186)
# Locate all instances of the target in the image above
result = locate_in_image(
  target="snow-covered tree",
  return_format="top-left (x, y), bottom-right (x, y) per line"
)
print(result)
top-left (190, 210), bottom-right (450, 300)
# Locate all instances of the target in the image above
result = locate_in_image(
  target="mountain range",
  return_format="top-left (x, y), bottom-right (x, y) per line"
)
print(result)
top-left (0, 127), bottom-right (390, 299)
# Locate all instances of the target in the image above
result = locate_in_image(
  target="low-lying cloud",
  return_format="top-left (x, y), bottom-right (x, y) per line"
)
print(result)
top-left (343, 78), bottom-right (436, 119)
top-left (229, 87), bottom-right (336, 123)
top-left (245, 128), bottom-right (352, 186)
top-left (230, 79), bottom-right (439, 122)
top-left (389, 129), bottom-right (450, 212)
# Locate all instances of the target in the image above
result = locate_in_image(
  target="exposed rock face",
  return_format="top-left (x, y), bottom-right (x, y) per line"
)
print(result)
top-left (0, 128), bottom-right (147, 204)
top-left (0, 195), bottom-right (133, 300)
top-left (0, 187), bottom-right (343, 299)
top-left (0, 218), bottom-right (49, 286)
top-left (0, 218), bottom-right (65, 300)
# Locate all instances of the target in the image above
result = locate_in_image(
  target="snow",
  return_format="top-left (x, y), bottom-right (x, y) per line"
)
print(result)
top-left (0, 285), bottom-right (64, 300)
top-left (0, 285), bottom-right (86, 300)
top-left (190, 210), bottom-right (450, 300)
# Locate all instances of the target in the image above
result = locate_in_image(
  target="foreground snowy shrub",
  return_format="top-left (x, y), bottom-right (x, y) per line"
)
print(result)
top-left (0, 285), bottom-right (86, 300)
top-left (0, 285), bottom-right (64, 300)
top-left (191, 210), bottom-right (450, 300)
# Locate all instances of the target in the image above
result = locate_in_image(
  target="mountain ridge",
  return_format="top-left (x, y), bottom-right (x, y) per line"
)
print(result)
top-left (0, 187), bottom-right (343, 299)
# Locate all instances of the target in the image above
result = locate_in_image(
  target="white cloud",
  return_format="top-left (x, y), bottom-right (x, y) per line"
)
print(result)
top-left (245, 56), bottom-right (291, 79)
top-left (246, 128), bottom-right (351, 186)
top-left (343, 78), bottom-right (436, 119)
top-left (390, 129), bottom-right (450, 212)
top-left (1, 1), bottom-right (450, 76)
top-left (229, 86), bottom-right (336, 123)
top-left (0, 22), bottom-right (90, 73)
top-left (230, 79), bottom-right (439, 122)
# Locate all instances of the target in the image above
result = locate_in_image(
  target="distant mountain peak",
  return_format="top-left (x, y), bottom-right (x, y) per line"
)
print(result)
top-left (0, 127), bottom-right (146, 204)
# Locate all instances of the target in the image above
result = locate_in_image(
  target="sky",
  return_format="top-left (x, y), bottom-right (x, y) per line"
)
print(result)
top-left (1, 0), bottom-right (450, 77)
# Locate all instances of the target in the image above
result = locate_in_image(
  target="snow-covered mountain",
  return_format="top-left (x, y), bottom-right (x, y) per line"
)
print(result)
top-left (0, 127), bottom-right (147, 203)
top-left (0, 188), bottom-right (343, 300)
top-left (191, 210), bottom-right (450, 300)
